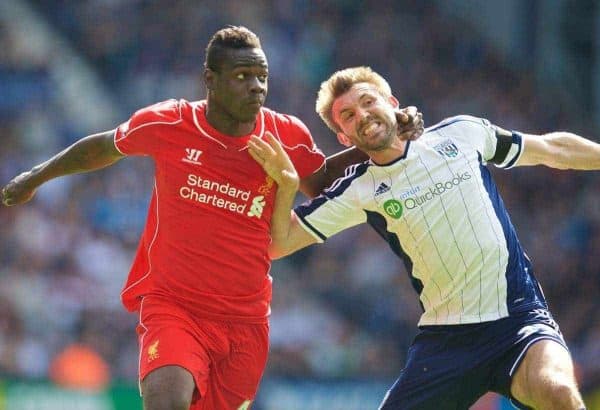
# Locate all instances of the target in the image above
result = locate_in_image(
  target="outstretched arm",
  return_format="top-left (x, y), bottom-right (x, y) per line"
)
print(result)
top-left (1, 130), bottom-right (124, 206)
top-left (248, 133), bottom-right (318, 259)
top-left (514, 129), bottom-right (600, 170)
top-left (299, 106), bottom-right (424, 198)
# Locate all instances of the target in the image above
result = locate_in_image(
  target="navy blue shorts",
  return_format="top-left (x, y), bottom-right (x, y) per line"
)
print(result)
top-left (378, 309), bottom-right (568, 410)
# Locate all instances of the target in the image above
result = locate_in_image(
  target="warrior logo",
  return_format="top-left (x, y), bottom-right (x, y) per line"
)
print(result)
top-left (183, 148), bottom-right (203, 165)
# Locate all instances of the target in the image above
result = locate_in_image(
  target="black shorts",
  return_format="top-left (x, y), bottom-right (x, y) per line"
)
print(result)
top-left (378, 309), bottom-right (567, 410)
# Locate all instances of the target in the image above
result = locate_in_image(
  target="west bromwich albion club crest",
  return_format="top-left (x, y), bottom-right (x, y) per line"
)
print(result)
top-left (434, 139), bottom-right (459, 158)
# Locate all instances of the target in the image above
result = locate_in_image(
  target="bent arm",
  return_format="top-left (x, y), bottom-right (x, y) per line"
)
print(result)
top-left (269, 187), bottom-right (318, 259)
top-left (299, 147), bottom-right (367, 198)
top-left (33, 130), bottom-right (123, 183)
top-left (2, 130), bottom-right (124, 206)
top-left (517, 132), bottom-right (600, 170)
top-left (247, 133), bottom-right (319, 258)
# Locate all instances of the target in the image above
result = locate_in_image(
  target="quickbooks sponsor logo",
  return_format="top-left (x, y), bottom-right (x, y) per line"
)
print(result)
top-left (384, 199), bottom-right (403, 219)
top-left (383, 171), bottom-right (471, 218)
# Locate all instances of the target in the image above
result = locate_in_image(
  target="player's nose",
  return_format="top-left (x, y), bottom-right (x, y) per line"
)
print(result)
top-left (248, 76), bottom-right (266, 94)
top-left (357, 108), bottom-right (371, 121)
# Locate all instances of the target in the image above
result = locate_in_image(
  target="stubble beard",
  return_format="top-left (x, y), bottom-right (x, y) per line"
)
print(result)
top-left (362, 121), bottom-right (395, 152)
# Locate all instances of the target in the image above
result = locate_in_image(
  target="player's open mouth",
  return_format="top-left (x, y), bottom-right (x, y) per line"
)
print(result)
top-left (361, 121), bottom-right (381, 138)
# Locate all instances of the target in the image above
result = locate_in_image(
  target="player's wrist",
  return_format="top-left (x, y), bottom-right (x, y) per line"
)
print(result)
top-left (27, 166), bottom-right (48, 188)
top-left (278, 176), bottom-right (299, 192)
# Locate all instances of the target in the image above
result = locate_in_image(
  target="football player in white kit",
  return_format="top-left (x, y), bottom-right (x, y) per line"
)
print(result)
top-left (248, 66), bottom-right (599, 409)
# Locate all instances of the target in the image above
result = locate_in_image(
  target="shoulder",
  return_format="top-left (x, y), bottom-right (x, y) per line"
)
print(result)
top-left (425, 115), bottom-right (493, 135)
top-left (425, 114), bottom-right (495, 134)
top-left (128, 98), bottom-right (185, 129)
top-left (324, 161), bottom-right (371, 199)
top-left (262, 107), bottom-right (311, 136)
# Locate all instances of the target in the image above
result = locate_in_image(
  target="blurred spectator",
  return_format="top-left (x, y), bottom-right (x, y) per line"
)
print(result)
top-left (49, 343), bottom-right (111, 391)
top-left (0, 0), bottom-right (598, 397)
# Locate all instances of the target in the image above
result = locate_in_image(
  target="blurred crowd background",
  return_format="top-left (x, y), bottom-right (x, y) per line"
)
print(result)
top-left (0, 0), bottom-right (599, 408)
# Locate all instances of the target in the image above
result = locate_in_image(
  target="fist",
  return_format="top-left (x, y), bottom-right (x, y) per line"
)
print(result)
top-left (1, 172), bottom-right (38, 206)
top-left (396, 106), bottom-right (424, 141)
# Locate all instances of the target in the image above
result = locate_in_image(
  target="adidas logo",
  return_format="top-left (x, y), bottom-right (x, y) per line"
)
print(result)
top-left (375, 182), bottom-right (391, 196)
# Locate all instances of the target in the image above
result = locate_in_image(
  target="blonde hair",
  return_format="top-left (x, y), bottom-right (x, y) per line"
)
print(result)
top-left (316, 66), bottom-right (392, 133)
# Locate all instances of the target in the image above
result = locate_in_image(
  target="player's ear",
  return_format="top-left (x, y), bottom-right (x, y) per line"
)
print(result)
top-left (336, 132), bottom-right (352, 147)
top-left (204, 68), bottom-right (215, 90)
top-left (389, 95), bottom-right (400, 108)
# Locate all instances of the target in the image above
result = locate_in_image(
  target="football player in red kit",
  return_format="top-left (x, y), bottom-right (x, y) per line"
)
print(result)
top-left (2, 26), bottom-right (423, 410)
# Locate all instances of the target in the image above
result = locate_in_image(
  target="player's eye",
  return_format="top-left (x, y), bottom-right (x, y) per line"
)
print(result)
top-left (342, 112), bottom-right (353, 122)
top-left (236, 73), bottom-right (246, 80)
top-left (258, 74), bottom-right (268, 82)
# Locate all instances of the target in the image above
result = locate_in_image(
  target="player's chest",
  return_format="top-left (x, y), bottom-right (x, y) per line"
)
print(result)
top-left (362, 150), bottom-right (480, 220)
top-left (157, 135), bottom-right (271, 190)
top-left (156, 136), bottom-right (276, 222)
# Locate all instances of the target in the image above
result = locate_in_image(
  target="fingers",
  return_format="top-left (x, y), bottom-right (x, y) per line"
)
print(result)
top-left (1, 186), bottom-right (8, 206)
top-left (1, 184), bottom-right (14, 205)
top-left (397, 106), bottom-right (418, 123)
top-left (404, 106), bottom-right (418, 118)
top-left (247, 141), bottom-right (263, 164)
top-left (1, 183), bottom-right (18, 206)
top-left (263, 132), bottom-right (287, 156)
top-left (397, 111), bottom-right (409, 123)
top-left (250, 135), bottom-right (276, 155)
top-left (396, 106), bottom-right (424, 141)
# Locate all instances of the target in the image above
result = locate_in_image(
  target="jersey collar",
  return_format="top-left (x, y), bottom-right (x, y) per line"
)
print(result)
top-left (192, 100), bottom-right (265, 150)
top-left (370, 140), bottom-right (411, 167)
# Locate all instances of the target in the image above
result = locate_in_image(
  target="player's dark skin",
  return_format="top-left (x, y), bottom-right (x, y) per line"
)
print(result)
top-left (1, 46), bottom-right (424, 410)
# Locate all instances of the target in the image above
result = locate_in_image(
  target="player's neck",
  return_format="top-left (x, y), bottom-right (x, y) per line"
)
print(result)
top-left (204, 104), bottom-right (256, 137)
top-left (369, 139), bottom-right (408, 165)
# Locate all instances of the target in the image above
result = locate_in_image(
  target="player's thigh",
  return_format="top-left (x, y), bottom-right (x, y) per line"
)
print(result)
top-left (141, 365), bottom-right (195, 409)
top-left (510, 339), bottom-right (579, 406)
top-left (379, 334), bottom-right (491, 409)
top-left (379, 365), bottom-right (488, 410)
top-left (200, 322), bottom-right (269, 410)
top-left (137, 307), bottom-right (214, 402)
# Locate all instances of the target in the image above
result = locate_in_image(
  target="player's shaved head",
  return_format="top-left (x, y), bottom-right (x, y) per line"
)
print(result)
top-left (205, 26), bottom-right (262, 71)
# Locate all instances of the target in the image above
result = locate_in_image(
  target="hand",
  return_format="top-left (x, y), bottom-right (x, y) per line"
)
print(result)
top-left (396, 106), bottom-right (424, 141)
top-left (248, 132), bottom-right (300, 190)
top-left (1, 172), bottom-right (38, 206)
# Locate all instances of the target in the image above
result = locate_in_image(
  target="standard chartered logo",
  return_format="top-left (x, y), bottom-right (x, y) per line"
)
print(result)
top-left (180, 174), bottom-right (272, 219)
top-left (383, 171), bottom-right (471, 218)
top-left (247, 195), bottom-right (266, 218)
top-left (384, 199), bottom-right (403, 219)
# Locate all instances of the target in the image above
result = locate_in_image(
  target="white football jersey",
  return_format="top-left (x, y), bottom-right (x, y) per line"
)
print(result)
top-left (295, 116), bottom-right (548, 326)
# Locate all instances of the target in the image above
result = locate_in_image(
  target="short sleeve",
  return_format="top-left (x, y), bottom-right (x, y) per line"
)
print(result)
top-left (114, 99), bottom-right (182, 157)
top-left (293, 167), bottom-right (366, 241)
top-left (277, 115), bottom-right (326, 179)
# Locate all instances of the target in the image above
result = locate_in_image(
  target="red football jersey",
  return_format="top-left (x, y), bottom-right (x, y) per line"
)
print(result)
top-left (114, 99), bottom-right (325, 323)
